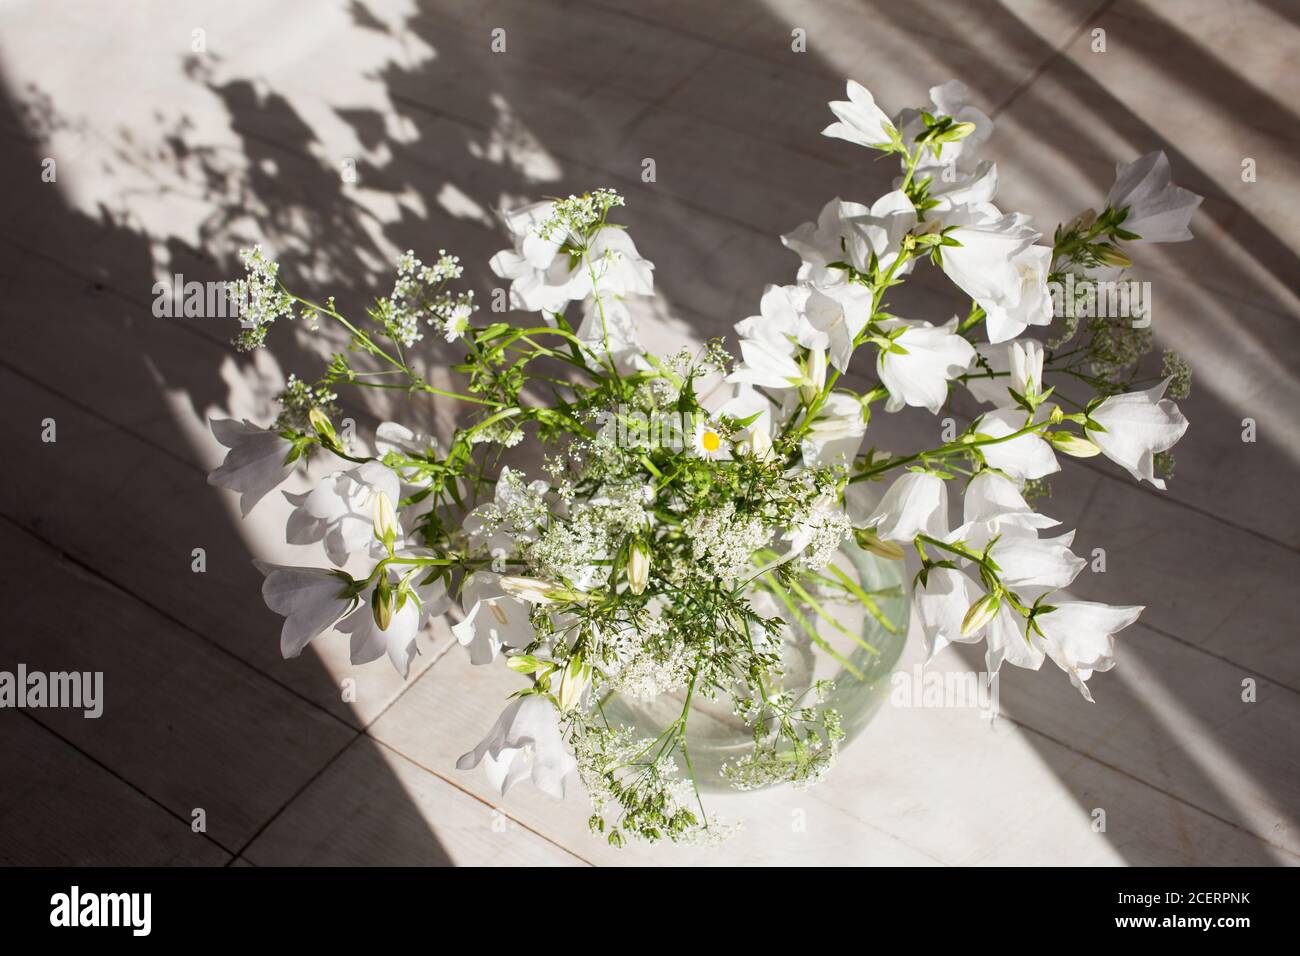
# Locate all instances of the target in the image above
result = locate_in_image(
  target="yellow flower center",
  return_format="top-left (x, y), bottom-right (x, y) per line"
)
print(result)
top-left (701, 430), bottom-right (721, 452)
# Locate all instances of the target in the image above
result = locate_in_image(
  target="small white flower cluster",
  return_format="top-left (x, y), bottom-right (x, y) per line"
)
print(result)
top-left (535, 188), bottom-right (625, 242)
top-left (684, 502), bottom-right (771, 582)
top-left (386, 249), bottom-right (475, 347)
top-left (524, 499), bottom-right (645, 591)
top-left (599, 614), bottom-right (690, 700)
top-left (724, 686), bottom-right (844, 791)
top-left (571, 722), bottom-right (737, 847)
top-left (790, 501), bottom-right (852, 572)
top-left (231, 245), bottom-right (297, 350)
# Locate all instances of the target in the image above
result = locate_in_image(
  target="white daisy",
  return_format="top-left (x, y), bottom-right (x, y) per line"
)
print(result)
top-left (692, 419), bottom-right (731, 460)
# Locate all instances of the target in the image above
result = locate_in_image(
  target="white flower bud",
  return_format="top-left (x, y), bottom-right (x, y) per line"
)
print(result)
top-left (801, 346), bottom-right (828, 402)
top-left (1048, 432), bottom-right (1102, 457)
top-left (854, 528), bottom-right (906, 560)
top-left (499, 575), bottom-right (561, 604)
top-left (961, 592), bottom-right (1001, 637)
top-left (372, 579), bottom-right (395, 631)
top-left (627, 540), bottom-right (650, 595)
top-left (372, 491), bottom-right (398, 547)
top-left (556, 655), bottom-right (592, 712)
top-left (749, 421), bottom-right (775, 461)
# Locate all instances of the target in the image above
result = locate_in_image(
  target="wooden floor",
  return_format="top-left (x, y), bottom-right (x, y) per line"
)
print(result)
top-left (1, 0), bottom-right (1297, 866)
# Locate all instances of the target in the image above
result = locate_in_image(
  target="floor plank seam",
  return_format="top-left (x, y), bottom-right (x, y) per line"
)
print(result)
top-left (1136, 620), bottom-right (1300, 697)
top-left (230, 728), bottom-right (361, 861)
top-left (1003, 713), bottom-right (1300, 863)
top-left (0, 511), bottom-right (361, 734)
top-left (365, 735), bottom-right (597, 866)
top-left (574, 0), bottom-right (1037, 87)
top-left (991, 0), bottom-right (1118, 117)
top-left (0, 355), bottom-right (202, 476)
top-left (16, 708), bottom-right (235, 861)
top-left (359, 633), bottom-right (461, 733)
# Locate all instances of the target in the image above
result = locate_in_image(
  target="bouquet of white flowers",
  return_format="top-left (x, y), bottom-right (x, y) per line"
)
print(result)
top-left (209, 79), bottom-right (1198, 847)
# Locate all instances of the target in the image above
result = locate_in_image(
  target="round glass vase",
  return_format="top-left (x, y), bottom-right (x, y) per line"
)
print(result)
top-left (601, 539), bottom-right (909, 792)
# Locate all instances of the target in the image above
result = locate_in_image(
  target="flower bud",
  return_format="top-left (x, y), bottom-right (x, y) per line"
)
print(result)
top-left (372, 578), bottom-right (395, 631)
top-left (372, 491), bottom-right (398, 549)
top-left (801, 347), bottom-right (828, 403)
top-left (854, 528), bottom-right (906, 561)
top-left (1048, 432), bottom-right (1102, 457)
top-left (499, 575), bottom-right (560, 604)
top-left (1095, 244), bottom-right (1132, 269)
top-left (556, 655), bottom-right (592, 712)
top-left (626, 539), bottom-right (650, 595)
top-left (308, 407), bottom-right (341, 450)
top-left (747, 422), bottom-right (774, 461)
top-left (506, 654), bottom-right (542, 674)
top-left (961, 593), bottom-right (1001, 637)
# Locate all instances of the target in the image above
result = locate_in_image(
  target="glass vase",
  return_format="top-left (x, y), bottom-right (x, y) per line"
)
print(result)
top-left (601, 539), bottom-right (909, 792)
